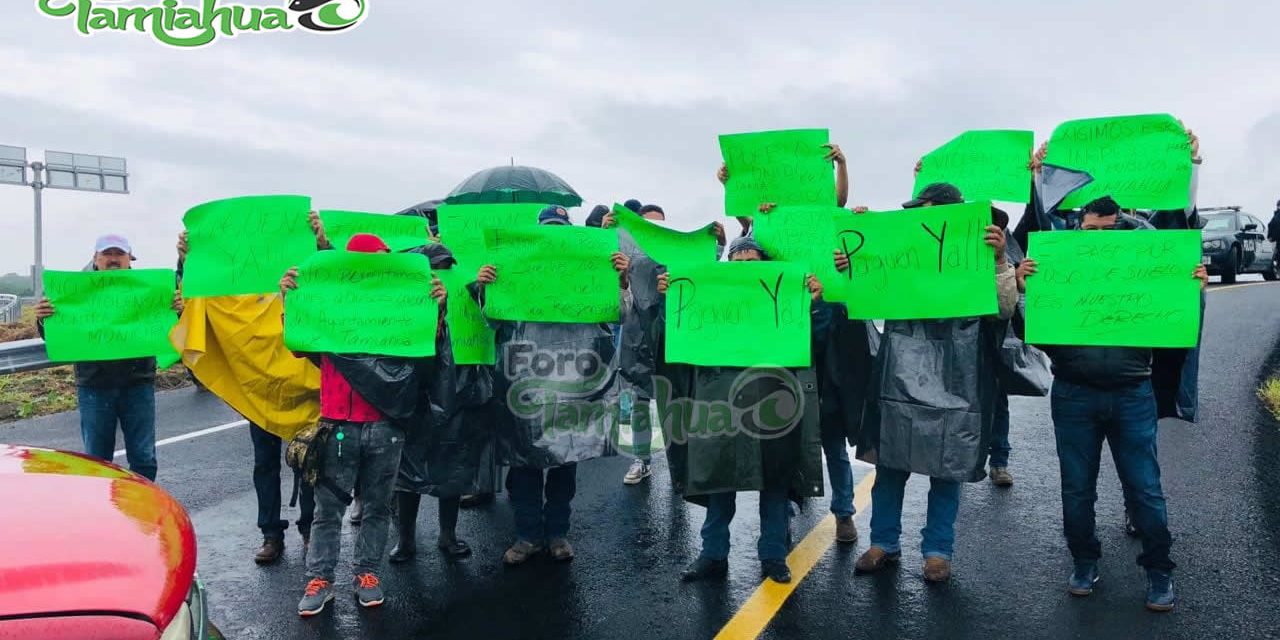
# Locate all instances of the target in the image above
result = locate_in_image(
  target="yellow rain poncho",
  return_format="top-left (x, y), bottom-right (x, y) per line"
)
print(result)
top-left (169, 294), bottom-right (319, 440)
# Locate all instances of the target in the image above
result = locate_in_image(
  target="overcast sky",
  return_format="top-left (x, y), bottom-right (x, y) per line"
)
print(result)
top-left (1, 0), bottom-right (1277, 275)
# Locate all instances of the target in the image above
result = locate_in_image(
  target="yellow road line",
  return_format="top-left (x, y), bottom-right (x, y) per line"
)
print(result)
top-left (714, 470), bottom-right (877, 640)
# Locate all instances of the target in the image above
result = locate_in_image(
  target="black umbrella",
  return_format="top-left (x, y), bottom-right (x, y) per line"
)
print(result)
top-left (397, 199), bottom-right (444, 222)
top-left (444, 165), bottom-right (582, 208)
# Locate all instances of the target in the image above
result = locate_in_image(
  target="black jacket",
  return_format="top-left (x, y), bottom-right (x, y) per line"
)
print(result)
top-left (1041, 345), bottom-right (1151, 389)
top-left (1268, 209), bottom-right (1280, 243)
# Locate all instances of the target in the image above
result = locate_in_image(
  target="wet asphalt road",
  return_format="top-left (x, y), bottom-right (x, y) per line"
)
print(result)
top-left (2, 278), bottom-right (1278, 640)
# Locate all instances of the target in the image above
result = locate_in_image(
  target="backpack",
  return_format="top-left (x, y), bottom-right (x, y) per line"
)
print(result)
top-left (286, 420), bottom-right (351, 505)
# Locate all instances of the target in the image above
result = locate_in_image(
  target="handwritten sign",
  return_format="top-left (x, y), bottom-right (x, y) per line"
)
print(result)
top-left (436, 266), bottom-right (496, 365)
top-left (611, 204), bottom-right (719, 266)
top-left (43, 269), bottom-right (178, 364)
top-left (182, 195), bottom-right (317, 297)
top-left (664, 261), bottom-right (811, 367)
top-left (284, 251), bottom-right (438, 357)
top-left (751, 205), bottom-right (847, 301)
top-left (719, 129), bottom-right (835, 217)
top-left (829, 202), bottom-right (998, 319)
top-left (1024, 230), bottom-right (1201, 348)
top-left (319, 210), bottom-right (430, 252)
top-left (435, 203), bottom-right (544, 266)
top-left (482, 226), bottom-right (621, 323)
top-left (914, 130), bottom-right (1033, 203)
top-left (1045, 114), bottom-right (1192, 211)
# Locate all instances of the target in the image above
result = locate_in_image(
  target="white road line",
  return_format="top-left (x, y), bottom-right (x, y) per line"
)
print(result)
top-left (1209, 281), bottom-right (1275, 293)
top-left (113, 419), bottom-right (248, 459)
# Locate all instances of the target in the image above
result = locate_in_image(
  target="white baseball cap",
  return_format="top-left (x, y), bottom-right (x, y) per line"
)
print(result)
top-left (93, 234), bottom-right (135, 257)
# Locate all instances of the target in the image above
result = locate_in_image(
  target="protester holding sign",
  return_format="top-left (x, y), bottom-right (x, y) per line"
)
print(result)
top-left (1016, 195), bottom-right (1208, 612)
top-left (602, 203), bottom-right (726, 485)
top-left (281, 232), bottom-right (448, 616)
top-left (175, 228), bottom-right (322, 566)
top-left (843, 184), bottom-right (1018, 583)
top-left (473, 209), bottom-right (634, 566)
top-left (388, 241), bottom-right (501, 564)
top-left (651, 236), bottom-right (826, 585)
top-left (34, 235), bottom-right (182, 482)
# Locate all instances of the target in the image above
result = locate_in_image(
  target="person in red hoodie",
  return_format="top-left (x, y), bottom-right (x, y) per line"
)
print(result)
top-left (280, 233), bottom-right (446, 616)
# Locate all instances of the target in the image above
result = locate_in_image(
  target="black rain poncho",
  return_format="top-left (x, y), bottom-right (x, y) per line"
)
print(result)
top-left (654, 299), bottom-right (829, 505)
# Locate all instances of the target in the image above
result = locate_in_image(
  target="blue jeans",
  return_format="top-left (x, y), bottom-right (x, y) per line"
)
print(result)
top-left (306, 421), bottom-right (405, 581)
top-left (699, 490), bottom-right (791, 562)
top-left (988, 392), bottom-right (1012, 467)
top-left (77, 383), bottom-right (157, 481)
top-left (250, 423), bottom-right (314, 540)
top-left (1050, 379), bottom-right (1174, 571)
top-left (869, 466), bottom-right (961, 560)
top-left (507, 464), bottom-right (577, 542)
top-left (821, 424), bottom-right (855, 518)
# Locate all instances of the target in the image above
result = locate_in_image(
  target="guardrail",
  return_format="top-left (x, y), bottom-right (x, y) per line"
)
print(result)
top-left (0, 339), bottom-right (53, 375)
top-left (0, 295), bottom-right (20, 324)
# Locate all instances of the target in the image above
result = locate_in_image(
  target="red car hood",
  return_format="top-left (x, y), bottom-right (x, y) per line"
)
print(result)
top-left (0, 445), bottom-right (196, 631)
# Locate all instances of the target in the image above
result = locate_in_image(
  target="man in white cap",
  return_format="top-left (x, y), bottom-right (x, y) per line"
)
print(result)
top-left (34, 234), bottom-right (182, 481)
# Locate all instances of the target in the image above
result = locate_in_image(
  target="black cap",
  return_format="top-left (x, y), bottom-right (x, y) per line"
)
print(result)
top-left (585, 205), bottom-right (609, 228)
top-left (1082, 196), bottom-right (1121, 216)
top-left (728, 235), bottom-right (767, 259)
top-left (623, 199), bottom-right (643, 213)
top-left (903, 183), bottom-right (963, 208)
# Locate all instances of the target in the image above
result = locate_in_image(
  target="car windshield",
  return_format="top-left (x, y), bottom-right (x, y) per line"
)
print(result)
top-left (1202, 215), bottom-right (1234, 231)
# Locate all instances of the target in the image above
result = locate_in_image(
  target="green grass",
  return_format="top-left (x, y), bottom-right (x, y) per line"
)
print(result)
top-left (0, 366), bottom-right (79, 421)
top-left (1260, 377), bottom-right (1280, 422)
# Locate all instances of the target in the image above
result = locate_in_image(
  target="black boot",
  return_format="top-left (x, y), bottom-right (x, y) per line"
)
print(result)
top-left (389, 492), bottom-right (420, 563)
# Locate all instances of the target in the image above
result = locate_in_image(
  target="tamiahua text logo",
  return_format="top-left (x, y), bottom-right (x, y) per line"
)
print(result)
top-left (35, 0), bottom-right (368, 48)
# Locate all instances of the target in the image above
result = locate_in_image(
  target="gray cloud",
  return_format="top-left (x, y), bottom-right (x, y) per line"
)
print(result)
top-left (0, 0), bottom-right (1277, 275)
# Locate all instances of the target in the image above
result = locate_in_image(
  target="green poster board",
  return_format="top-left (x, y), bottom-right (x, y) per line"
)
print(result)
top-left (719, 129), bottom-right (835, 217)
top-left (664, 261), bottom-right (812, 367)
top-left (751, 205), bottom-right (848, 302)
top-left (182, 195), bottom-right (317, 297)
top-left (482, 226), bottom-right (621, 323)
top-left (612, 204), bottom-right (719, 266)
top-left (829, 202), bottom-right (998, 319)
top-left (1024, 230), bottom-right (1202, 348)
top-left (435, 203), bottom-right (544, 266)
top-left (284, 251), bottom-right (438, 357)
top-left (914, 130), bottom-right (1033, 203)
top-left (320, 210), bottom-right (430, 252)
top-left (1045, 114), bottom-right (1192, 211)
top-left (436, 266), bottom-right (496, 365)
top-left (43, 269), bottom-right (179, 364)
